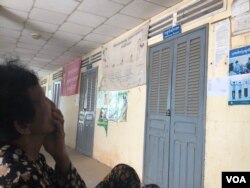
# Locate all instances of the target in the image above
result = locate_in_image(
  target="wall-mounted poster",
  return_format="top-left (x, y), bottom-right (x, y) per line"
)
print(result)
top-left (100, 23), bottom-right (149, 90)
top-left (97, 91), bottom-right (128, 136)
top-left (228, 45), bottom-right (250, 105)
top-left (97, 91), bottom-right (128, 121)
top-left (61, 58), bottom-right (81, 96)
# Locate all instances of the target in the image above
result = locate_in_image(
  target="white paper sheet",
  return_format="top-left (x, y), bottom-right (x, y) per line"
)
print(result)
top-left (231, 0), bottom-right (250, 17)
top-left (213, 19), bottom-right (230, 67)
top-left (233, 12), bottom-right (250, 35)
top-left (207, 77), bottom-right (229, 96)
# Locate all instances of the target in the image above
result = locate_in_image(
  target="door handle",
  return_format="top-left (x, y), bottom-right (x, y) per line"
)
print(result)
top-left (166, 109), bottom-right (171, 116)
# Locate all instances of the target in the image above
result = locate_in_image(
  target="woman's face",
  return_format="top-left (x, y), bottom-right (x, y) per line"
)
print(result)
top-left (28, 84), bottom-right (54, 135)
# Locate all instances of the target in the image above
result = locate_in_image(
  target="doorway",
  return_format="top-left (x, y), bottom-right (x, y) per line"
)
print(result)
top-left (76, 68), bottom-right (98, 156)
top-left (144, 26), bottom-right (207, 188)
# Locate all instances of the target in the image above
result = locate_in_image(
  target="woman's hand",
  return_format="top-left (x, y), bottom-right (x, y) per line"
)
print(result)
top-left (43, 103), bottom-right (70, 174)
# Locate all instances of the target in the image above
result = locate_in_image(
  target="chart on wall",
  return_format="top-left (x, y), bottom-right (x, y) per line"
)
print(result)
top-left (100, 23), bottom-right (149, 90)
top-left (228, 45), bottom-right (250, 105)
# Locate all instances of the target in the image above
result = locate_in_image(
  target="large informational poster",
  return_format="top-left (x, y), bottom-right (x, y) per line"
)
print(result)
top-left (100, 23), bottom-right (149, 90)
top-left (97, 91), bottom-right (128, 136)
top-left (228, 45), bottom-right (250, 105)
top-left (61, 59), bottom-right (81, 96)
top-left (97, 91), bottom-right (128, 122)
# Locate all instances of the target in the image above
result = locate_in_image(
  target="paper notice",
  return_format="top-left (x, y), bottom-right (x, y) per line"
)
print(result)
top-left (207, 77), bottom-right (229, 96)
top-left (231, 0), bottom-right (250, 17)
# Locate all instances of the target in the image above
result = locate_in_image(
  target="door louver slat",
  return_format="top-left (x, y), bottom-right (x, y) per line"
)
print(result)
top-left (159, 48), bottom-right (170, 114)
top-left (187, 38), bottom-right (201, 115)
top-left (90, 72), bottom-right (97, 111)
top-left (175, 42), bottom-right (187, 115)
top-left (150, 50), bottom-right (161, 113)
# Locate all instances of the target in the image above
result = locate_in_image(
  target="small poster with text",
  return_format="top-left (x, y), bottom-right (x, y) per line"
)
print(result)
top-left (61, 59), bottom-right (81, 96)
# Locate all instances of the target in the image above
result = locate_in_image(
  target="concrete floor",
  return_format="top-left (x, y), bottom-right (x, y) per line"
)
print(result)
top-left (41, 146), bottom-right (112, 188)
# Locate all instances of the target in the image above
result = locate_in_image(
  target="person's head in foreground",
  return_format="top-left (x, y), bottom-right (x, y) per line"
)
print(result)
top-left (0, 59), bottom-right (158, 188)
top-left (0, 59), bottom-right (84, 187)
top-left (0, 60), bottom-right (55, 149)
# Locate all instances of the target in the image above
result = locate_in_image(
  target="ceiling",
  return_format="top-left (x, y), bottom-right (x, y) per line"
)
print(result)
top-left (0, 0), bottom-right (182, 78)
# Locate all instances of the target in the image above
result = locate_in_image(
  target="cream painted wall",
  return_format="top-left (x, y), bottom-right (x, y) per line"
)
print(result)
top-left (88, 27), bottom-right (147, 180)
top-left (204, 32), bottom-right (250, 188)
top-left (60, 95), bottom-right (79, 148)
top-left (93, 86), bottom-right (146, 179)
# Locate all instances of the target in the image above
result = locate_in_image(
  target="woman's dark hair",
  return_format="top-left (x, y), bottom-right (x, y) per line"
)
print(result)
top-left (0, 59), bottom-right (39, 145)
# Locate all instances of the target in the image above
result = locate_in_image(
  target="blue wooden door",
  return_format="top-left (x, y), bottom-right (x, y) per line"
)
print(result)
top-left (76, 68), bottom-right (98, 156)
top-left (144, 26), bottom-right (207, 188)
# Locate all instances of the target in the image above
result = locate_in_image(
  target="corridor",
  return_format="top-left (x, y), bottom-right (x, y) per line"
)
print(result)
top-left (42, 146), bottom-right (111, 188)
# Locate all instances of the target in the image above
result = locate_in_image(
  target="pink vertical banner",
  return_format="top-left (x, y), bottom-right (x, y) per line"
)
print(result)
top-left (61, 58), bottom-right (81, 96)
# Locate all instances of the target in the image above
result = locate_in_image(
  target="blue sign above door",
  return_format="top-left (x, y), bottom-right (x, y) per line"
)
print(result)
top-left (163, 25), bottom-right (182, 39)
